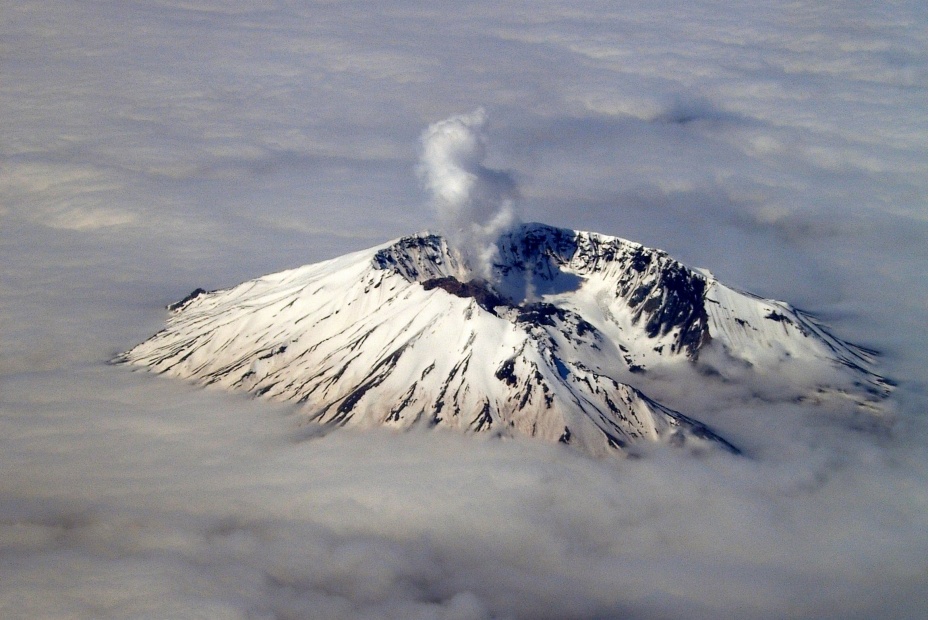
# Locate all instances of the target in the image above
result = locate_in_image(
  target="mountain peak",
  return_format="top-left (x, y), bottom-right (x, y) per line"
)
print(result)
top-left (118, 223), bottom-right (891, 458)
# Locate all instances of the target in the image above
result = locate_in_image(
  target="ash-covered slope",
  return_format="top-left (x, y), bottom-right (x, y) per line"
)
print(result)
top-left (118, 223), bottom-right (891, 457)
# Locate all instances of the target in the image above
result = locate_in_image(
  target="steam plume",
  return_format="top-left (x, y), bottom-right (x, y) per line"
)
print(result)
top-left (418, 108), bottom-right (518, 281)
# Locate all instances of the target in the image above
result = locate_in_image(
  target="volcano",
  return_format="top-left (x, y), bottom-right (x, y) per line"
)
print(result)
top-left (118, 223), bottom-right (891, 457)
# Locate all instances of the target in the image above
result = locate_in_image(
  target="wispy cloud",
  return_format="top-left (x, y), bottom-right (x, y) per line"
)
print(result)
top-left (419, 108), bottom-right (519, 280)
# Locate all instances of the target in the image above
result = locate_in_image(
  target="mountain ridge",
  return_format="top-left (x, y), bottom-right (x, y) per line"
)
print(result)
top-left (118, 222), bottom-right (891, 457)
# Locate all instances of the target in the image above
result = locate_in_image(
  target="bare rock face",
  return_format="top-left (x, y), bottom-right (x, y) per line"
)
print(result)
top-left (118, 223), bottom-right (891, 458)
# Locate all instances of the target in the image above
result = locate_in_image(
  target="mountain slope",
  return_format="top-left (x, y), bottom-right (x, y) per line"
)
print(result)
top-left (118, 223), bottom-right (891, 457)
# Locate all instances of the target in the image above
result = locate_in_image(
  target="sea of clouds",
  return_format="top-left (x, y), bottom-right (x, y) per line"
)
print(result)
top-left (2, 1), bottom-right (927, 618)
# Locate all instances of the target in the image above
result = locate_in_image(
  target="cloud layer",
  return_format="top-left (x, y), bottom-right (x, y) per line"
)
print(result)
top-left (2, 1), bottom-right (927, 618)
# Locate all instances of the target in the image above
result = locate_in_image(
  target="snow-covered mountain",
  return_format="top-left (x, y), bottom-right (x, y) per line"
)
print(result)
top-left (118, 223), bottom-right (892, 457)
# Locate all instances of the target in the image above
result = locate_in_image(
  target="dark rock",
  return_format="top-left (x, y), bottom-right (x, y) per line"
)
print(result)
top-left (422, 277), bottom-right (506, 313)
top-left (168, 288), bottom-right (208, 312)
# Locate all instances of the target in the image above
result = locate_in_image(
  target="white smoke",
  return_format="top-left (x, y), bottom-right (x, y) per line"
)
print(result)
top-left (418, 108), bottom-right (519, 281)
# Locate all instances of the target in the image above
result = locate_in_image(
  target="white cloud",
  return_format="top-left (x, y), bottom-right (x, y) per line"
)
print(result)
top-left (2, 162), bottom-right (137, 230)
top-left (1, 0), bottom-right (927, 618)
top-left (418, 108), bottom-right (519, 280)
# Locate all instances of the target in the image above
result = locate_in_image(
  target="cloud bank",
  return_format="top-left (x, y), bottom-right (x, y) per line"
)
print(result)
top-left (1, 1), bottom-right (927, 618)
